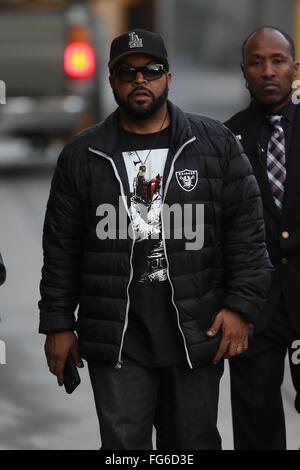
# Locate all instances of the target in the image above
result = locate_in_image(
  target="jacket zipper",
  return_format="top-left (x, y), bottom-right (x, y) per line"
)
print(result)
top-left (89, 147), bottom-right (136, 369)
top-left (161, 136), bottom-right (196, 370)
top-left (89, 135), bottom-right (196, 370)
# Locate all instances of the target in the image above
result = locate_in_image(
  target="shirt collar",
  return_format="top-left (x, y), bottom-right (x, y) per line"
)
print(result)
top-left (251, 98), bottom-right (296, 125)
top-left (280, 100), bottom-right (296, 123)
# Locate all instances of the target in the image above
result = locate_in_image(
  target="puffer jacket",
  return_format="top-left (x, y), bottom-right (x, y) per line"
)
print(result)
top-left (39, 101), bottom-right (272, 368)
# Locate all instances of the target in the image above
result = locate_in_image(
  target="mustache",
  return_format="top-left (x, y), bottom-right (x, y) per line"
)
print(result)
top-left (262, 80), bottom-right (280, 87)
top-left (128, 86), bottom-right (154, 99)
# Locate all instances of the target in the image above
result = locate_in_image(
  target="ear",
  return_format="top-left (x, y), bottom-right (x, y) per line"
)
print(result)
top-left (240, 62), bottom-right (249, 89)
top-left (293, 61), bottom-right (300, 79)
top-left (166, 71), bottom-right (172, 89)
top-left (240, 62), bottom-right (246, 79)
top-left (109, 75), bottom-right (114, 89)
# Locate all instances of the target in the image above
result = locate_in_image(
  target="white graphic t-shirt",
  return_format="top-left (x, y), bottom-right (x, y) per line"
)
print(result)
top-left (122, 147), bottom-right (168, 283)
top-left (118, 126), bottom-right (185, 367)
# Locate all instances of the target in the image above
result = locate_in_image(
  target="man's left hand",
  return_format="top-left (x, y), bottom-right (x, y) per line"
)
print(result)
top-left (206, 308), bottom-right (249, 365)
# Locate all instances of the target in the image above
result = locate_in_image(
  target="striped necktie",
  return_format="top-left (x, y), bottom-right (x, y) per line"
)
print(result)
top-left (266, 115), bottom-right (286, 210)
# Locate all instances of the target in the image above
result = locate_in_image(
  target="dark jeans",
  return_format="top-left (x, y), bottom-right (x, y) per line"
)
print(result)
top-left (88, 357), bottom-right (224, 450)
top-left (229, 302), bottom-right (298, 450)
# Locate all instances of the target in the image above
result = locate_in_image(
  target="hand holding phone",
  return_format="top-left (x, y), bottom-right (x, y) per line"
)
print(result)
top-left (45, 332), bottom-right (82, 391)
top-left (63, 354), bottom-right (81, 394)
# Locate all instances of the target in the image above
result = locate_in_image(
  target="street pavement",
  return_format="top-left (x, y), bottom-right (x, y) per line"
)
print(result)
top-left (0, 172), bottom-right (98, 450)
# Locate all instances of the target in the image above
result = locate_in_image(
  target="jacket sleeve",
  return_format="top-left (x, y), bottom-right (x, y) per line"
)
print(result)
top-left (221, 130), bottom-right (273, 324)
top-left (0, 253), bottom-right (6, 286)
top-left (39, 144), bottom-right (84, 334)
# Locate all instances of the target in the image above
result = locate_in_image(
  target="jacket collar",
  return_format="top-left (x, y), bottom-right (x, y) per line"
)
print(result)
top-left (228, 105), bottom-right (281, 221)
top-left (88, 100), bottom-right (195, 199)
top-left (228, 101), bottom-right (300, 219)
top-left (88, 100), bottom-right (194, 157)
top-left (251, 99), bottom-right (296, 126)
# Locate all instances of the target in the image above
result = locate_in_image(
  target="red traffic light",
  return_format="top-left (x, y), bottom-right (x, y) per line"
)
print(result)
top-left (64, 42), bottom-right (95, 79)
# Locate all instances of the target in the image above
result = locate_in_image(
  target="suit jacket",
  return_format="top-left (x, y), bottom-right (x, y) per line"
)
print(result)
top-left (225, 103), bottom-right (300, 335)
top-left (0, 253), bottom-right (5, 286)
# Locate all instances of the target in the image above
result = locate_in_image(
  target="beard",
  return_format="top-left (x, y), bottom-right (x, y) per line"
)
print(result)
top-left (113, 84), bottom-right (169, 119)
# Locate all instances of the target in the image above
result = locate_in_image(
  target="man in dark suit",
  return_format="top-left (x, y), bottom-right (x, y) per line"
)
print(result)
top-left (225, 26), bottom-right (300, 449)
top-left (0, 253), bottom-right (5, 286)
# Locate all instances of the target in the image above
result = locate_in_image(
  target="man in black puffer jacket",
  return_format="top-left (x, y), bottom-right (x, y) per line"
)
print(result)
top-left (39, 29), bottom-right (272, 450)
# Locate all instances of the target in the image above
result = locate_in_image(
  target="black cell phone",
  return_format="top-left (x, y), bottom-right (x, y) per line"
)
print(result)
top-left (63, 355), bottom-right (81, 394)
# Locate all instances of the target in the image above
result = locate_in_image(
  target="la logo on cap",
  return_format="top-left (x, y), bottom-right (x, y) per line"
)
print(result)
top-left (129, 32), bottom-right (143, 49)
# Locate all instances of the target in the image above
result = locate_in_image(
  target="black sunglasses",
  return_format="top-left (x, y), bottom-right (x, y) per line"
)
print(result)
top-left (112, 64), bottom-right (167, 82)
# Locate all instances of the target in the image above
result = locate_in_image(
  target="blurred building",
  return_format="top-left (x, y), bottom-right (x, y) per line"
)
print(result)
top-left (94, 0), bottom-right (297, 66)
top-left (155, 0), bottom-right (295, 67)
top-left (0, 0), bottom-right (299, 167)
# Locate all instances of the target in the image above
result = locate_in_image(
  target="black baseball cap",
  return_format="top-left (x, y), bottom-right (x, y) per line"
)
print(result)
top-left (108, 29), bottom-right (169, 72)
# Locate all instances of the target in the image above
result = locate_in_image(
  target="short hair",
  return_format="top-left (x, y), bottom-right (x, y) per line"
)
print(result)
top-left (242, 26), bottom-right (295, 63)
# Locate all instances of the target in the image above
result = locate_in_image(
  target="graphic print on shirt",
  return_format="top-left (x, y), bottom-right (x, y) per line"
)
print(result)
top-left (122, 148), bottom-right (168, 283)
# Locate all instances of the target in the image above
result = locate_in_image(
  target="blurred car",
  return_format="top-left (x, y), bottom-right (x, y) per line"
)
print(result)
top-left (0, 0), bottom-right (105, 167)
